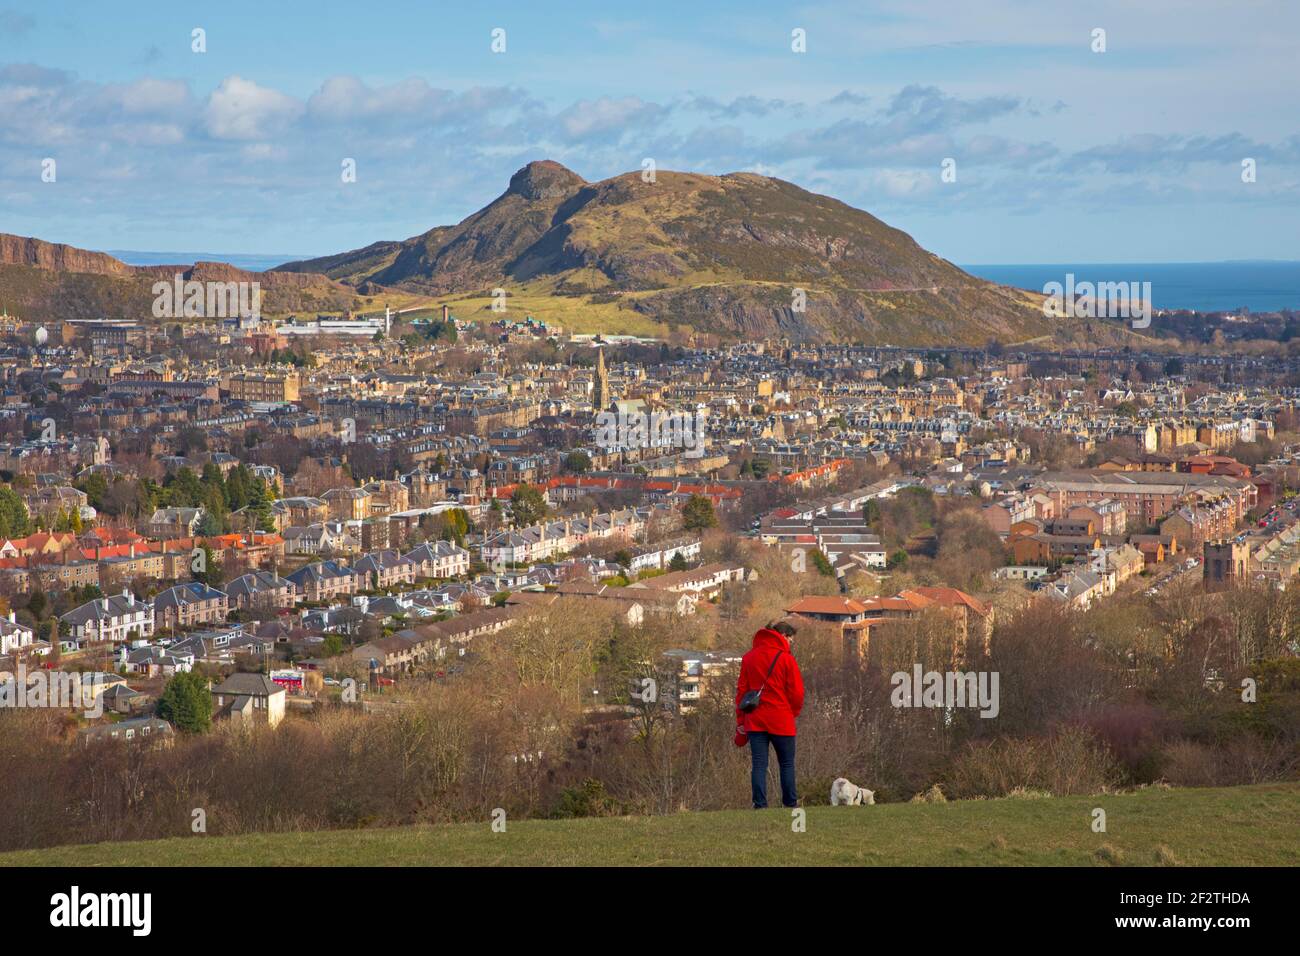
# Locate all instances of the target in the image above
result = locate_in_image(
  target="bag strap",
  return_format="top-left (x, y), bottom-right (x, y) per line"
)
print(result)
top-left (757, 649), bottom-right (784, 692)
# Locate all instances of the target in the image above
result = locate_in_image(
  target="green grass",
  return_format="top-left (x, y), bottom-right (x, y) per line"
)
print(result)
top-left (3, 783), bottom-right (1296, 867)
top-left (438, 285), bottom-right (668, 337)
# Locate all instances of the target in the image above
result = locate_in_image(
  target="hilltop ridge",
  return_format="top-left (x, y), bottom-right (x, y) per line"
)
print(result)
top-left (275, 160), bottom-right (1070, 345)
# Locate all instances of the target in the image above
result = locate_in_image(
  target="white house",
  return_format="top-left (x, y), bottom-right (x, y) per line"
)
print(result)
top-left (627, 537), bottom-right (702, 574)
top-left (0, 612), bottom-right (34, 654)
top-left (402, 540), bottom-right (472, 579)
top-left (59, 590), bottom-right (155, 644)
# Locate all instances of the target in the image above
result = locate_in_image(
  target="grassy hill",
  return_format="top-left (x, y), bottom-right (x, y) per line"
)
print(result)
top-left (3, 783), bottom-right (1295, 867)
top-left (276, 160), bottom-right (1127, 347)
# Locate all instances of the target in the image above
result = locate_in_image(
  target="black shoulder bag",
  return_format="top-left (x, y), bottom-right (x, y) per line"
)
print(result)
top-left (739, 650), bottom-right (784, 713)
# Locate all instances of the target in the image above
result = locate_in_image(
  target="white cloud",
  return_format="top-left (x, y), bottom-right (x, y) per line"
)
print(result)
top-left (304, 75), bottom-right (526, 131)
top-left (554, 96), bottom-right (666, 141)
top-left (871, 168), bottom-right (938, 198)
top-left (307, 75), bottom-right (436, 122)
top-left (205, 75), bottom-right (303, 141)
top-left (108, 77), bottom-right (191, 115)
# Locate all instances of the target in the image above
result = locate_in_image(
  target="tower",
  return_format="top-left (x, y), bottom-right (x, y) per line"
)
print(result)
top-left (1203, 539), bottom-right (1249, 592)
top-left (594, 347), bottom-right (610, 412)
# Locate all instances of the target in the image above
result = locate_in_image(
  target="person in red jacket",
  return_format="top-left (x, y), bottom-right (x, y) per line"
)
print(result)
top-left (735, 620), bottom-right (805, 808)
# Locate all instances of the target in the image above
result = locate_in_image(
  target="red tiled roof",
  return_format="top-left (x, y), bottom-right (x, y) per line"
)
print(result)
top-left (905, 586), bottom-right (990, 616)
top-left (786, 596), bottom-right (868, 616)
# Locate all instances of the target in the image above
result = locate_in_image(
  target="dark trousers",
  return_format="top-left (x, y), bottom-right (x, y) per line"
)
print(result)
top-left (747, 731), bottom-right (797, 808)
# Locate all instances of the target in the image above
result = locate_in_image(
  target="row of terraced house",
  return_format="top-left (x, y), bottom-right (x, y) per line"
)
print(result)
top-left (47, 542), bottom-right (473, 649)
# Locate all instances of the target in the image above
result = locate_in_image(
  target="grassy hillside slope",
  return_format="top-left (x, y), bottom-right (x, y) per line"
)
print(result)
top-left (3, 783), bottom-right (1295, 867)
top-left (276, 161), bottom-right (1113, 346)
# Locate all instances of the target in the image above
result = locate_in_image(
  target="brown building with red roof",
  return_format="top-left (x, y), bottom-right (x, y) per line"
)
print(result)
top-left (786, 586), bottom-right (992, 667)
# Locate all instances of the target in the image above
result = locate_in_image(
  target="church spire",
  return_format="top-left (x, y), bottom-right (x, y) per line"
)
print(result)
top-left (594, 346), bottom-right (610, 411)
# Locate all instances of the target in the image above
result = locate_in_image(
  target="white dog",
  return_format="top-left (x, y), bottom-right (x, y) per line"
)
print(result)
top-left (830, 777), bottom-right (875, 806)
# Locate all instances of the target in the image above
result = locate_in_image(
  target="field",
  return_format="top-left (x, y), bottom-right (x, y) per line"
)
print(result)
top-left (2, 782), bottom-right (1295, 867)
top-left (432, 285), bottom-right (671, 337)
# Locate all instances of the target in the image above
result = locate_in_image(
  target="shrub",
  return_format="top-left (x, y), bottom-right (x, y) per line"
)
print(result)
top-left (156, 672), bottom-right (213, 734)
top-left (800, 776), bottom-right (837, 806)
top-left (549, 779), bottom-right (621, 819)
top-left (1081, 703), bottom-right (1171, 784)
top-left (910, 783), bottom-right (947, 803)
top-left (1004, 787), bottom-right (1051, 800)
top-left (1159, 735), bottom-right (1297, 788)
top-left (1094, 843), bottom-right (1124, 866)
top-left (947, 726), bottom-right (1120, 798)
top-left (1154, 845), bottom-right (1181, 866)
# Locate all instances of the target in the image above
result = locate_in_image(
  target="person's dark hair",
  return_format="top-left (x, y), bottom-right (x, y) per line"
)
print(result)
top-left (770, 620), bottom-right (798, 638)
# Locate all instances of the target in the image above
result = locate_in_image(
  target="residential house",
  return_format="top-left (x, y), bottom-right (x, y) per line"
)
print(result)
top-left (123, 644), bottom-right (194, 677)
top-left (784, 595), bottom-right (877, 663)
top-left (1159, 495), bottom-right (1238, 550)
top-left (353, 549), bottom-right (417, 591)
top-left (60, 590), bottom-right (155, 644)
top-left (272, 496), bottom-right (329, 529)
top-left (286, 560), bottom-right (359, 603)
top-left (628, 561), bottom-right (747, 601)
top-left (553, 581), bottom-right (697, 620)
top-left (626, 536), bottom-right (702, 574)
top-left (283, 523), bottom-right (354, 556)
top-left (79, 716), bottom-right (175, 747)
top-left (1045, 568), bottom-right (1111, 609)
top-left (352, 634), bottom-right (421, 674)
top-left (323, 487), bottom-right (372, 522)
top-left (147, 507), bottom-right (205, 538)
top-left (1067, 499), bottom-right (1128, 536)
top-left (402, 540), bottom-right (471, 579)
top-left (153, 581), bottom-right (229, 632)
top-left (662, 648), bottom-right (743, 714)
top-left (1131, 534), bottom-right (1178, 566)
top-left (211, 672), bottom-right (286, 728)
top-left (226, 570), bottom-right (298, 610)
top-left (0, 612), bottom-right (34, 654)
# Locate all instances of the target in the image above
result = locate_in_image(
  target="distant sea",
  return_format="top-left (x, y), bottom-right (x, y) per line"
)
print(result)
top-left (961, 261), bottom-right (1300, 313)
top-left (106, 250), bottom-right (304, 272)
top-left (105, 252), bottom-right (1300, 313)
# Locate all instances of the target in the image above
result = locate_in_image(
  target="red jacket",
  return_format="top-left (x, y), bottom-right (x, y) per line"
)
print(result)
top-left (735, 628), bottom-right (805, 736)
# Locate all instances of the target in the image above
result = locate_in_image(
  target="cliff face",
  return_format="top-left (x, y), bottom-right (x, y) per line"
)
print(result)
top-left (0, 234), bottom-right (359, 320)
top-left (0, 234), bottom-right (135, 277)
top-left (276, 160), bottom-right (1057, 344)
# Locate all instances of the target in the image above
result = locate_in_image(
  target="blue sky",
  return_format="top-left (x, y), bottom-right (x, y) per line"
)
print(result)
top-left (1, 0), bottom-right (1296, 263)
